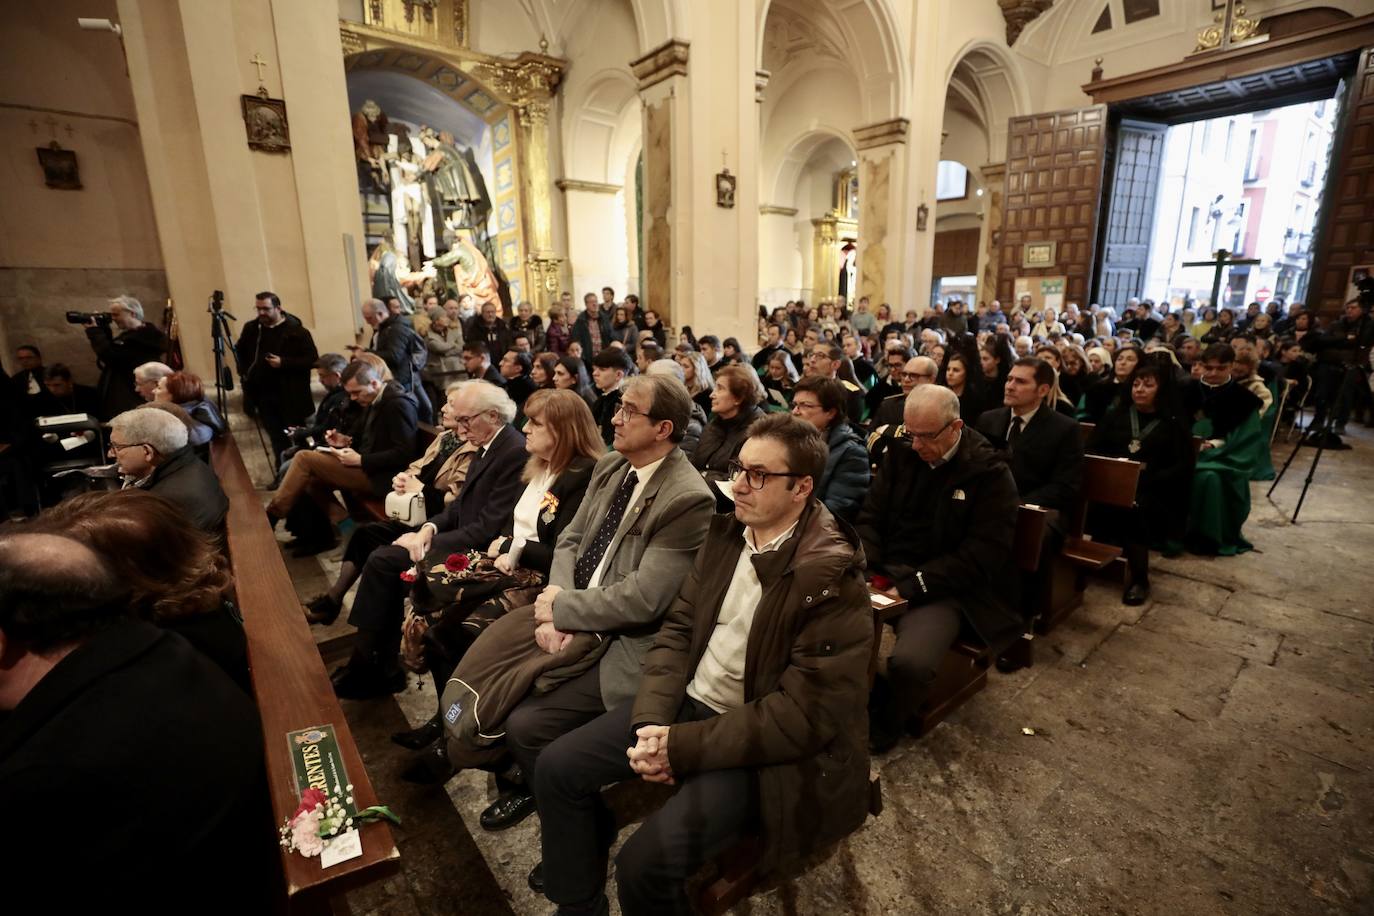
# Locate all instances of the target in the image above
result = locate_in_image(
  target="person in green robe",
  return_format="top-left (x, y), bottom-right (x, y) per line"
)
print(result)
top-left (1185, 343), bottom-right (1263, 556)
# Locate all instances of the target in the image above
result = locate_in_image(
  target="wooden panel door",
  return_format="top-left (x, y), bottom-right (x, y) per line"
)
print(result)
top-left (1311, 47), bottom-right (1374, 318)
top-left (998, 105), bottom-right (1108, 307)
top-left (1097, 120), bottom-right (1168, 311)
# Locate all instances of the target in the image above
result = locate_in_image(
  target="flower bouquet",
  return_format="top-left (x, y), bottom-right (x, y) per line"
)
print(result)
top-left (278, 784), bottom-right (400, 859)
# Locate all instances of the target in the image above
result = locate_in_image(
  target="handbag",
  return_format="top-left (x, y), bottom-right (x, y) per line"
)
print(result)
top-left (385, 489), bottom-right (427, 527)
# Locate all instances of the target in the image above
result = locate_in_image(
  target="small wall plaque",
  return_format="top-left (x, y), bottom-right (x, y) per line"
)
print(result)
top-left (242, 90), bottom-right (291, 153)
top-left (36, 141), bottom-right (81, 190)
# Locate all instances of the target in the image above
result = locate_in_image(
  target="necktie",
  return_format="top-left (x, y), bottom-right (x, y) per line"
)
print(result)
top-left (574, 469), bottom-right (638, 589)
top-left (1007, 415), bottom-right (1024, 452)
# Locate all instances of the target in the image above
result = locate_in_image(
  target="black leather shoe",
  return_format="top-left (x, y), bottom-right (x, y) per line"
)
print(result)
top-left (304, 594), bottom-right (342, 626)
top-left (527, 860), bottom-right (543, 893)
top-left (332, 663), bottom-right (406, 700)
top-left (1123, 581), bottom-right (1150, 606)
top-left (399, 742), bottom-right (456, 785)
top-left (391, 715), bottom-right (444, 750)
top-left (480, 789), bottom-right (536, 831)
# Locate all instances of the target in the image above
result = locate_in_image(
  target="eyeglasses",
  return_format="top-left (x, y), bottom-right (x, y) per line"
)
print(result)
top-left (109, 441), bottom-right (149, 452)
top-left (901, 371), bottom-right (935, 382)
top-left (900, 419), bottom-right (954, 444)
top-left (790, 400), bottom-right (822, 412)
top-left (727, 459), bottom-right (804, 491)
top-left (450, 410), bottom-right (491, 428)
top-left (613, 402), bottom-right (653, 422)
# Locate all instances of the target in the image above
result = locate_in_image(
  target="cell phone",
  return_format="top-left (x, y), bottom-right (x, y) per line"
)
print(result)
top-left (314, 445), bottom-right (336, 453)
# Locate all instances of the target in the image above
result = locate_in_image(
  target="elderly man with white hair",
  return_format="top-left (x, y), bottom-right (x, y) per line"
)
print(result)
top-left (108, 406), bottom-right (228, 533)
top-left (855, 384), bottom-right (1021, 755)
top-left (133, 361), bottom-right (174, 402)
top-left (83, 295), bottom-right (168, 419)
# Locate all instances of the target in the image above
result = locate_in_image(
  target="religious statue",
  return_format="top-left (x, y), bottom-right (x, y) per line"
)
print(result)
top-left (430, 227), bottom-right (502, 309)
top-left (352, 99), bottom-right (391, 194)
top-left (420, 127), bottom-right (488, 227)
top-left (370, 234), bottom-right (414, 313)
top-left (838, 242), bottom-right (857, 300)
top-left (389, 144), bottom-right (433, 273)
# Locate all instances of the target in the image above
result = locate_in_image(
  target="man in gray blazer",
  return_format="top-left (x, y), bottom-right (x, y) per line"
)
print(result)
top-left (482, 374), bottom-right (714, 836)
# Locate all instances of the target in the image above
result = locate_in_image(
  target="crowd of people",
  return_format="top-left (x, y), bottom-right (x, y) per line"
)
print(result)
top-left (2, 283), bottom-right (1370, 911)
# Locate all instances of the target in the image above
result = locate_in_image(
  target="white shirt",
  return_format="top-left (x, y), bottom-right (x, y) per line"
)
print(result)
top-left (586, 454), bottom-right (667, 589)
top-left (507, 469), bottom-right (555, 566)
top-left (687, 521), bottom-right (799, 714)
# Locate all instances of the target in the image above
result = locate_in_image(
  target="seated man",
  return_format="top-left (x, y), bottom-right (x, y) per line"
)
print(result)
top-left (1185, 343), bottom-right (1263, 556)
top-left (857, 386), bottom-right (1020, 754)
top-left (265, 358), bottom-right (418, 544)
top-left (108, 407), bottom-right (228, 534)
top-left (974, 357), bottom-right (1083, 524)
top-left (803, 343), bottom-right (865, 425)
top-left (533, 414), bottom-right (873, 916)
top-left (481, 375), bottom-right (713, 838)
top-left (279, 352), bottom-right (361, 468)
top-left (333, 380), bottom-right (528, 698)
top-left (870, 355), bottom-right (937, 432)
top-left (0, 532), bottom-right (268, 904)
top-left (499, 349), bottom-right (537, 413)
top-left (38, 363), bottom-right (101, 417)
top-left (463, 340), bottom-right (506, 387)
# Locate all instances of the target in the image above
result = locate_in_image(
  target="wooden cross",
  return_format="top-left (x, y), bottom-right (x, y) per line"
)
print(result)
top-left (249, 52), bottom-right (269, 84)
top-left (1181, 248), bottom-right (1261, 310)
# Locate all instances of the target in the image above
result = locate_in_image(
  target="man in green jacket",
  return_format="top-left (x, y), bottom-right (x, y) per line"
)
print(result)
top-left (531, 413), bottom-right (874, 916)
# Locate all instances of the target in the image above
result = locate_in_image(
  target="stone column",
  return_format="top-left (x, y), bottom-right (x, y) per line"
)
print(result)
top-left (978, 162), bottom-right (1006, 307)
top-left (632, 0), bottom-right (760, 345)
top-left (854, 118), bottom-right (912, 309)
top-left (116, 0), bottom-right (365, 377)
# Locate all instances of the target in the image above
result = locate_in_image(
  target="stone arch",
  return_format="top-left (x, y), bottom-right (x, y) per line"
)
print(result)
top-left (563, 68), bottom-right (641, 184)
top-left (768, 126), bottom-right (857, 206)
top-left (943, 40), bottom-right (1031, 162)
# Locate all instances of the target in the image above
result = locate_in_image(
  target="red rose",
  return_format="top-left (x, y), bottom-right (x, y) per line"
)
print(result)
top-left (399, 569), bottom-right (417, 583)
top-left (293, 787), bottom-right (327, 820)
top-left (444, 553), bottom-right (470, 572)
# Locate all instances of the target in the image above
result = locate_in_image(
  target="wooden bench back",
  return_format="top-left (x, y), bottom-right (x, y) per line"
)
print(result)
top-left (211, 437), bottom-right (399, 899)
top-left (1081, 454), bottom-right (1141, 508)
top-left (1078, 421), bottom-right (1095, 446)
top-left (1013, 503), bottom-right (1049, 573)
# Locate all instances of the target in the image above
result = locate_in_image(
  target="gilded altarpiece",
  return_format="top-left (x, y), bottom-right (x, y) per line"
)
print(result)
top-left (341, 4), bottom-right (567, 309)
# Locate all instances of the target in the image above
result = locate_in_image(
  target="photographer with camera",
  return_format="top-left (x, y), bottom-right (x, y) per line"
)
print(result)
top-left (1302, 296), bottom-right (1374, 441)
top-left (76, 296), bottom-right (167, 420)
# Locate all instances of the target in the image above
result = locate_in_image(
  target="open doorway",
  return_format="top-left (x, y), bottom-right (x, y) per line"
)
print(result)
top-left (1142, 97), bottom-right (1339, 312)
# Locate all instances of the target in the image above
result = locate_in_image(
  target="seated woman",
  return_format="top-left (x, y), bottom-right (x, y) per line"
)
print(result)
top-left (155, 371), bottom-right (225, 447)
top-left (553, 354), bottom-right (597, 410)
top-left (1058, 343), bottom-right (1092, 411)
top-left (28, 489), bottom-right (250, 692)
top-left (673, 344), bottom-right (715, 416)
top-left (391, 389), bottom-right (601, 755)
top-left (530, 352), bottom-right (559, 391)
top-left (1083, 344), bottom-right (1140, 423)
top-left (693, 364), bottom-right (765, 480)
top-left (1086, 359), bottom-right (1194, 605)
top-left (940, 347), bottom-right (988, 421)
top-left (789, 375), bottom-right (870, 521)
top-left (761, 350), bottom-right (797, 412)
top-left (302, 384), bottom-right (478, 623)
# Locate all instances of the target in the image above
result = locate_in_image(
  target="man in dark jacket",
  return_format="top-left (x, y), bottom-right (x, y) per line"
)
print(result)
top-left (334, 380), bottom-right (527, 699)
top-left (590, 347), bottom-right (631, 446)
top-left (571, 293), bottom-right (613, 356)
top-left (284, 353), bottom-right (360, 458)
top-left (532, 414), bottom-right (873, 915)
top-left (235, 291), bottom-right (319, 468)
top-left (467, 301), bottom-right (512, 357)
top-left (0, 533), bottom-right (271, 906)
top-left (83, 295), bottom-right (166, 419)
top-left (857, 385), bottom-right (1020, 754)
top-left (498, 348), bottom-right (537, 413)
top-left (974, 357), bottom-right (1083, 524)
top-left (363, 298), bottom-right (433, 422)
top-left (265, 359), bottom-right (418, 527)
top-left (109, 407), bottom-right (229, 534)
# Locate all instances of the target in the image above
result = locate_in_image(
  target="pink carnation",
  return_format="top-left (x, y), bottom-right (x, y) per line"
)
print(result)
top-left (399, 568), bottom-right (417, 583)
top-left (291, 809), bottom-right (325, 857)
top-left (292, 787), bottom-right (328, 821)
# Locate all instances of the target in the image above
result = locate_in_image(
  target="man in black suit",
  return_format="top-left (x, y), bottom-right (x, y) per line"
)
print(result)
top-left (335, 380), bottom-right (528, 698)
top-left (975, 357), bottom-right (1083, 523)
top-left (463, 340), bottom-right (507, 387)
top-left (0, 532), bottom-right (269, 905)
top-left (498, 348), bottom-right (537, 413)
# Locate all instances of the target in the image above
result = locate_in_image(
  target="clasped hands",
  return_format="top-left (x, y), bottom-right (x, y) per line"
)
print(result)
top-left (533, 585), bottom-right (573, 655)
top-left (626, 725), bottom-right (674, 785)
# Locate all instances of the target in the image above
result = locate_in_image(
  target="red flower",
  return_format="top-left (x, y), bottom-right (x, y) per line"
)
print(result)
top-left (399, 569), bottom-right (417, 583)
top-left (293, 787), bottom-right (327, 820)
top-left (444, 553), bottom-right (470, 572)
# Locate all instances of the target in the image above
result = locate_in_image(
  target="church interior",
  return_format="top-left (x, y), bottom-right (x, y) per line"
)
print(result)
top-left (1, 0), bottom-right (1372, 912)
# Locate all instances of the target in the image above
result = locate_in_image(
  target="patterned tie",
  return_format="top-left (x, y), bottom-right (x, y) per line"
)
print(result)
top-left (1007, 415), bottom-right (1024, 452)
top-left (574, 469), bottom-right (638, 589)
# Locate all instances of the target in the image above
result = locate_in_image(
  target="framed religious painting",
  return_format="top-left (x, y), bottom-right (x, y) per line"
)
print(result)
top-left (242, 91), bottom-right (291, 153)
top-left (1021, 240), bottom-right (1056, 269)
top-left (36, 142), bottom-right (81, 190)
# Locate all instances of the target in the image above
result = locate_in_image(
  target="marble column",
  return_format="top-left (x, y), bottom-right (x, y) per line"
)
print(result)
top-left (854, 118), bottom-right (914, 310)
top-left (978, 162), bottom-right (1007, 308)
top-left (117, 0), bottom-right (365, 377)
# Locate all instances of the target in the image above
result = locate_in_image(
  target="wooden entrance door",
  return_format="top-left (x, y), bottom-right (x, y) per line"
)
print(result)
top-left (998, 106), bottom-right (1108, 308)
top-left (1096, 120), bottom-right (1168, 311)
top-left (1311, 47), bottom-right (1374, 316)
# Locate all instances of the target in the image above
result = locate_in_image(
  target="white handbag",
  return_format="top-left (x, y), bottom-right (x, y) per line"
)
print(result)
top-left (384, 490), bottom-right (427, 528)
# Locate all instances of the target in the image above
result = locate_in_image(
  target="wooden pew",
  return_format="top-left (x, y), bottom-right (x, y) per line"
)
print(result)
top-left (211, 435), bottom-right (399, 907)
top-left (1037, 454), bottom-right (1142, 633)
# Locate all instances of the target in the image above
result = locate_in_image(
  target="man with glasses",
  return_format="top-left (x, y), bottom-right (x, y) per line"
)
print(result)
top-left (108, 407), bottom-right (228, 534)
top-left (864, 342), bottom-right (914, 417)
top-left (331, 379), bottom-right (527, 699)
top-left (803, 343), bottom-right (865, 427)
top-left (265, 359), bottom-right (419, 554)
top-left (482, 375), bottom-right (713, 859)
top-left (531, 414), bottom-right (873, 915)
top-left (856, 385), bottom-right (1020, 754)
top-left (870, 355), bottom-right (938, 432)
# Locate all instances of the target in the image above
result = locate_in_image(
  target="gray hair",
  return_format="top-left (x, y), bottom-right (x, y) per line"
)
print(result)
top-left (109, 295), bottom-right (145, 321)
top-left (110, 407), bottom-right (188, 456)
top-left (905, 383), bottom-right (961, 424)
top-left (624, 374), bottom-right (691, 444)
top-left (456, 379), bottom-right (517, 424)
top-left (363, 298), bottom-right (384, 317)
top-left (427, 306), bottom-right (446, 322)
top-left (316, 352), bottom-right (348, 375)
top-left (645, 358), bottom-right (685, 383)
top-left (133, 361), bottom-right (173, 384)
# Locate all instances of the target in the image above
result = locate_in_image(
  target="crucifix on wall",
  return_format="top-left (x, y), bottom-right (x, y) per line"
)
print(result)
top-left (1182, 248), bottom-right (1260, 310)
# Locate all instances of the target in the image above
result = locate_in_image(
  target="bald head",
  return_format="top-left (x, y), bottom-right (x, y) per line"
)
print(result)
top-left (901, 356), bottom-right (938, 394)
top-left (903, 384), bottom-right (963, 463)
top-left (0, 532), bottom-right (124, 655)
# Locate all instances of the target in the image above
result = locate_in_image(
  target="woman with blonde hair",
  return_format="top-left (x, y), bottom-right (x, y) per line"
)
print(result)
top-left (673, 343), bottom-right (715, 415)
top-left (394, 388), bottom-right (603, 759)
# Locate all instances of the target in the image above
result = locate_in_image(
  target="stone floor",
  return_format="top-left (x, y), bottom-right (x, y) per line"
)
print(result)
top-left (238, 413), bottom-right (1374, 916)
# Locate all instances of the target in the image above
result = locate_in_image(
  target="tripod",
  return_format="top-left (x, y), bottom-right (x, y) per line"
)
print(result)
top-left (1268, 362), bottom-right (1357, 523)
top-left (208, 291), bottom-right (238, 419)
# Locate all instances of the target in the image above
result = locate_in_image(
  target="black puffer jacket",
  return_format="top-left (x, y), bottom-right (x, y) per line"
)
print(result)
top-left (690, 404), bottom-right (763, 478)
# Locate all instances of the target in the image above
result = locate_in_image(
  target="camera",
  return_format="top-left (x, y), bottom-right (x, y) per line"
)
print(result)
top-left (66, 311), bottom-right (112, 326)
